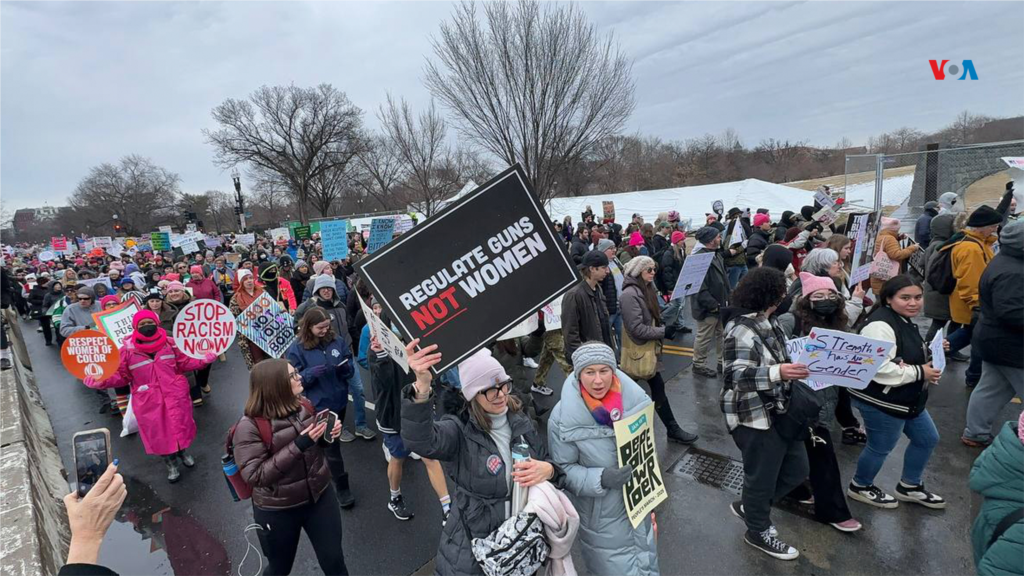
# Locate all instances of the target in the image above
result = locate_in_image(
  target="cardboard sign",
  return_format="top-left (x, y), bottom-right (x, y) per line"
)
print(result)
top-left (93, 301), bottom-right (140, 349)
top-left (929, 330), bottom-right (946, 373)
top-left (150, 232), bottom-right (172, 251)
top-left (355, 164), bottom-right (581, 375)
top-left (172, 299), bottom-right (237, 359)
top-left (614, 403), bottom-right (667, 529)
top-left (358, 295), bottom-right (409, 373)
top-left (320, 220), bottom-right (350, 261)
top-left (62, 330), bottom-right (120, 381)
top-left (669, 251), bottom-right (715, 301)
top-left (51, 237), bottom-right (68, 251)
top-left (796, 328), bottom-right (894, 390)
top-left (235, 292), bottom-right (295, 358)
top-left (602, 201), bottom-right (615, 221)
top-left (366, 217), bottom-right (396, 254)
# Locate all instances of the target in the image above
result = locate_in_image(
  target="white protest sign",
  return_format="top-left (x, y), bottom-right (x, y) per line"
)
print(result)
top-left (204, 236), bottom-right (222, 248)
top-left (92, 237), bottom-right (113, 249)
top-left (796, 328), bottom-right (894, 389)
top-left (107, 243), bottom-right (124, 258)
top-left (497, 313), bottom-right (539, 341)
top-left (92, 301), bottom-right (140, 349)
top-left (614, 403), bottom-right (667, 529)
top-left (172, 299), bottom-right (237, 359)
top-left (78, 277), bottom-right (114, 293)
top-left (358, 296), bottom-right (409, 373)
top-left (542, 296), bottom-right (563, 331)
top-left (814, 189), bottom-right (835, 210)
top-left (236, 233), bottom-right (255, 246)
top-left (269, 227), bottom-right (289, 245)
top-left (727, 222), bottom-right (747, 249)
top-left (813, 206), bottom-right (840, 226)
top-left (159, 226), bottom-right (173, 234)
top-left (180, 240), bottom-right (200, 255)
top-left (785, 337), bottom-right (831, 390)
top-left (39, 250), bottom-right (56, 262)
top-left (670, 251), bottom-right (715, 301)
top-left (929, 330), bottom-right (946, 373)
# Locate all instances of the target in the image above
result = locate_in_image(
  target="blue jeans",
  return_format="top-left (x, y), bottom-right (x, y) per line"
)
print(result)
top-left (661, 296), bottom-right (686, 330)
top-left (946, 319), bottom-right (982, 384)
top-left (852, 401), bottom-right (939, 487)
top-left (349, 368), bottom-right (367, 428)
top-left (727, 265), bottom-right (748, 290)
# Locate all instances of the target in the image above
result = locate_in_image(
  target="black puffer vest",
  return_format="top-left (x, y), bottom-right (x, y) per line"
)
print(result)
top-left (849, 306), bottom-right (928, 418)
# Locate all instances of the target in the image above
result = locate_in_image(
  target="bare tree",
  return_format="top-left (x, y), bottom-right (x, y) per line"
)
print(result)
top-left (69, 154), bottom-right (180, 235)
top-left (378, 95), bottom-right (470, 217)
top-left (202, 191), bottom-right (236, 233)
top-left (204, 84), bottom-right (364, 222)
top-left (424, 0), bottom-right (636, 203)
top-left (890, 127), bottom-right (924, 153)
top-left (353, 134), bottom-right (405, 210)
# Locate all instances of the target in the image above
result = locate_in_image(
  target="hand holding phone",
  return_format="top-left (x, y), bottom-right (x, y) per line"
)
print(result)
top-left (73, 428), bottom-right (112, 497)
top-left (63, 463), bottom-right (126, 565)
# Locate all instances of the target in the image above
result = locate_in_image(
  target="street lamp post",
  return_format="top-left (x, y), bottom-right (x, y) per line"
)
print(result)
top-left (232, 169), bottom-right (245, 232)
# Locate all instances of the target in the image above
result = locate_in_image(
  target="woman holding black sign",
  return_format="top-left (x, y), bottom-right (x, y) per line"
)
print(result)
top-left (548, 342), bottom-right (661, 576)
top-left (401, 343), bottom-right (562, 576)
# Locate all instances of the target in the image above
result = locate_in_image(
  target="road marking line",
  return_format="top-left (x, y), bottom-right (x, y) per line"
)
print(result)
top-left (662, 349), bottom-right (693, 357)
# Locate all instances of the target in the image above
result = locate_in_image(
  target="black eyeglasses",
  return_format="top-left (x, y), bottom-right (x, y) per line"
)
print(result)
top-left (482, 381), bottom-right (512, 402)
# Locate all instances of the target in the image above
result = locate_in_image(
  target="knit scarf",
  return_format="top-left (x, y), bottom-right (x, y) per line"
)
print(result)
top-left (580, 375), bottom-right (624, 427)
top-left (131, 327), bottom-right (168, 355)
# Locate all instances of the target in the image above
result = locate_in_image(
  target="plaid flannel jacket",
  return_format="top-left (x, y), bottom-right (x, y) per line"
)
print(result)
top-left (720, 313), bottom-right (788, 431)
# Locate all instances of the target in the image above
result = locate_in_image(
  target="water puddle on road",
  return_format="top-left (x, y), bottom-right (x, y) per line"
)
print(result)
top-left (97, 474), bottom-right (231, 575)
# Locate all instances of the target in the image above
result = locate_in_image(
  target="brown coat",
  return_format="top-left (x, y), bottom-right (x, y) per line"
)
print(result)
top-left (234, 403), bottom-right (331, 511)
top-left (870, 230), bottom-right (920, 294)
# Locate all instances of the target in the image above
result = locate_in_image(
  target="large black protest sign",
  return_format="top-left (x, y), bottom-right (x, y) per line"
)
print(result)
top-left (356, 164), bottom-right (580, 374)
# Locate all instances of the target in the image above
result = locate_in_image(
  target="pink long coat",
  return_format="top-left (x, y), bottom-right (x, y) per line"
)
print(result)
top-left (87, 340), bottom-right (208, 455)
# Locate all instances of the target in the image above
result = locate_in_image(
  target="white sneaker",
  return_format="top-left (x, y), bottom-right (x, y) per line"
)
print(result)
top-left (522, 357), bottom-right (539, 369)
top-left (531, 384), bottom-right (554, 396)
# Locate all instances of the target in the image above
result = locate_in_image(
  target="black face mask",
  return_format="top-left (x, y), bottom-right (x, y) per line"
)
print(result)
top-left (138, 324), bottom-right (158, 337)
top-left (811, 300), bottom-right (840, 316)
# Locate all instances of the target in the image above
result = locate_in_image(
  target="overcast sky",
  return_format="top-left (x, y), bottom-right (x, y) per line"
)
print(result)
top-left (2, 1), bottom-right (1021, 210)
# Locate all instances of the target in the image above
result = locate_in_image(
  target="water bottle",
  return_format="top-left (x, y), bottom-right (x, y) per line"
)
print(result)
top-left (511, 440), bottom-right (531, 515)
top-left (222, 454), bottom-right (251, 501)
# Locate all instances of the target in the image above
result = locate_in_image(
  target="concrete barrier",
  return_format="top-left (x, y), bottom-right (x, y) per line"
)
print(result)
top-left (1, 315), bottom-right (70, 576)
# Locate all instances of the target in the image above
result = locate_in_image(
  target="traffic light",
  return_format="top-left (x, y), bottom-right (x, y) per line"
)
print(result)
top-left (113, 222), bottom-right (124, 234)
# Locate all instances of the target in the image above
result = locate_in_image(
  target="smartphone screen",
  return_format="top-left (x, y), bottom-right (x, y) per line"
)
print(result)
top-left (315, 409), bottom-right (330, 427)
top-left (73, 429), bottom-right (110, 497)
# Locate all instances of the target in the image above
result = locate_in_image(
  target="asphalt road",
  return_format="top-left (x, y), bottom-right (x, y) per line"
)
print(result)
top-left (22, 311), bottom-right (1019, 576)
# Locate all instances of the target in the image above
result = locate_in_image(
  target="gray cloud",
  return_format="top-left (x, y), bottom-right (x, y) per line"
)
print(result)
top-left (2, 1), bottom-right (1021, 210)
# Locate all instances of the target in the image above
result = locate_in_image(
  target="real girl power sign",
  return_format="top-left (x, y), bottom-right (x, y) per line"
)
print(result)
top-left (355, 164), bottom-right (581, 375)
top-left (62, 330), bottom-right (120, 381)
top-left (172, 300), bottom-right (237, 359)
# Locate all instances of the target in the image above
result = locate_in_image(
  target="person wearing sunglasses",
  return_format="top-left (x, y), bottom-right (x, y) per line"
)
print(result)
top-left (401, 343), bottom-right (563, 576)
top-left (59, 286), bottom-right (101, 339)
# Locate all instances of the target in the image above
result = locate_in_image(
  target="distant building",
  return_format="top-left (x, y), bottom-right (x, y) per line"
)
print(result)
top-left (13, 209), bottom-right (35, 234)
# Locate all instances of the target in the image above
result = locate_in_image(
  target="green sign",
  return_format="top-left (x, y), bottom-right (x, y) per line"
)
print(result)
top-left (294, 225), bottom-right (312, 240)
top-left (150, 231), bottom-right (171, 251)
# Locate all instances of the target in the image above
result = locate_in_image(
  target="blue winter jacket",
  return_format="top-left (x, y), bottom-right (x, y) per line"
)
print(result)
top-left (285, 336), bottom-right (354, 413)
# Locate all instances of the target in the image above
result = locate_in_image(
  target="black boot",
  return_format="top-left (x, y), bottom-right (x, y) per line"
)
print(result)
top-left (335, 473), bottom-right (355, 509)
top-left (165, 456), bottom-right (181, 483)
top-left (666, 422), bottom-right (699, 445)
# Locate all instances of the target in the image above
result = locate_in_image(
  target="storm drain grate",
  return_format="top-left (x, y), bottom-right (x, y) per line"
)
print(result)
top-left (670, 447), bottom-right (744, 495)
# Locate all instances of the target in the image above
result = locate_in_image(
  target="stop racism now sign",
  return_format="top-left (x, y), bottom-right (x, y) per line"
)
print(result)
top-left (172, 300), bottom-right (237, 359)
top-left (61, 330), bottom-right (120, 381)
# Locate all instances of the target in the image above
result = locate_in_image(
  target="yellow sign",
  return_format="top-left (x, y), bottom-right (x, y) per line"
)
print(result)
top-left (613, 403), bottom-right (668, 528)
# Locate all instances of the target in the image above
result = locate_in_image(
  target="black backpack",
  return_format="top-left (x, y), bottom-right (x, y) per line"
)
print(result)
top-left (927, 235), bottom-right (984, 296)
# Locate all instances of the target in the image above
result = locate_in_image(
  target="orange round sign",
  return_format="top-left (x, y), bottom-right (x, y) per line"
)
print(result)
top-left (61, 330), bottom-right (120, 381)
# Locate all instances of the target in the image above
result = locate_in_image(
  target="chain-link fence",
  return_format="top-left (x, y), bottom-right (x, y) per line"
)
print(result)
top-left (842, 140), bottom-right (1024, 223)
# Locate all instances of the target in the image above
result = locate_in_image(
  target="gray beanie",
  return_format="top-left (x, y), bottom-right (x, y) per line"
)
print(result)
top-left (313, 274), bottom-right (336, 295)
top-left (596, 238), bottom-right (616, 252)
top-left (998, 219), bottom-right (1023, 254)
top-left (76, 286), bottom-right (95, 299)
top-left (695, 226), bottom-right (720, 244)
top-left (571, 342), bottom-right (617, 381)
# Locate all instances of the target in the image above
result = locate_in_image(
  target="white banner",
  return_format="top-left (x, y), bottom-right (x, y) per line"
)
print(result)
top-left (670, 251), bottom-right (715, 301)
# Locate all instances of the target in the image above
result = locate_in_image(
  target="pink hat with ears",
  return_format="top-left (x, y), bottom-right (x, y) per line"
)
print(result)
top-left (800, 272), bottom-right (838, 298)
top-left (881, 217), bottom-right (901, 231)
top-left (628, 232), bottom-right (645, 247)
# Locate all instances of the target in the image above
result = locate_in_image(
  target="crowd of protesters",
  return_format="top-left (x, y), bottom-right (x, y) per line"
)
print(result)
top-left (3, 180), bottom-right (1022, 576)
